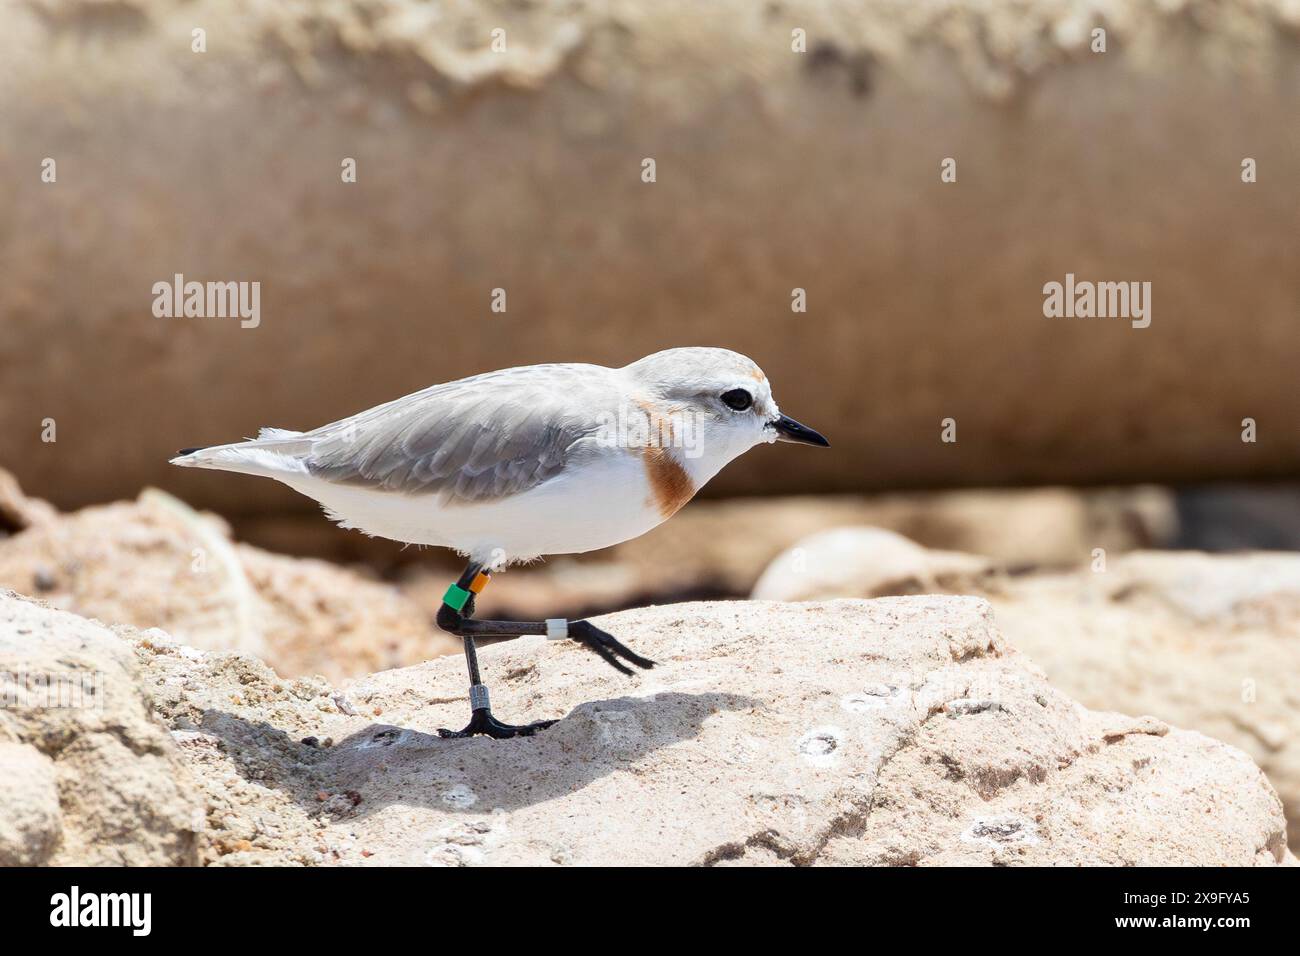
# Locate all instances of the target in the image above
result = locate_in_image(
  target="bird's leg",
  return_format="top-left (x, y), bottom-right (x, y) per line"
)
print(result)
top-left (434, 562), bottom-right (555, 739)
top-left (434, 561), bottom-right (655, 740)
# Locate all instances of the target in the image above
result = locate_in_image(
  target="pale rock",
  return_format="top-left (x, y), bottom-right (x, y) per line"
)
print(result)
top-left (752, 526), bottom-right (993, 601)
top-left (0, 592), bottom-right (203, 865)
top-left (0, 742), bottom-right (62, 865)
top-left (755, 534), bottom-right (1300, 851)
top-left (0, 489), bottom-right (458, 681)
top-left (123, 595), bottom-right (1291, 866)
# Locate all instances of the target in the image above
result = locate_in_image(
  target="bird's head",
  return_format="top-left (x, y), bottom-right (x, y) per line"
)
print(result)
top-left (620, 347), bottom-right (828, 482)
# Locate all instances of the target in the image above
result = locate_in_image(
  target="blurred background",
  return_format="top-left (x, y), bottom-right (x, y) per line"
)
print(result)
top-left (1, 1), bottom-right (1298, 840)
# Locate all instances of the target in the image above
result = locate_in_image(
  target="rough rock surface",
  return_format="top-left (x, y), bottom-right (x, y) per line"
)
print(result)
top-left (125, 595), bottom-right (1289, 866)
top-left (0, 741), bottom-right (61, 865)
top-left (990, 552), bottom-right (1300, 853)
top-left (755, 534), bottom-right (1300, 850)
top-left (0, 593), bottom-right (203, 865)
top-left (0, 488), bottom-right (458, 681)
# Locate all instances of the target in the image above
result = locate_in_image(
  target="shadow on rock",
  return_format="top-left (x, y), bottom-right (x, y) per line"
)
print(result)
top-left (203, 690), bottom-right (759, 817)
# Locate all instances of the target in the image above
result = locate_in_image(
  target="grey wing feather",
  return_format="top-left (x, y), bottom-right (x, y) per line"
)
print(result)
top-left (303, 365), bottom-right (606, 503)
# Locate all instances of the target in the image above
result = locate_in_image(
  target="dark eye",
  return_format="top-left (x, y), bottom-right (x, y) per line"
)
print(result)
top-left (720, 388), bottom-right (753, 411)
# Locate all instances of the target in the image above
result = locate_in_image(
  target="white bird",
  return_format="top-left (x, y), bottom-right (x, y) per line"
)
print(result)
top-left (171, 347), bottom-right (828, 738)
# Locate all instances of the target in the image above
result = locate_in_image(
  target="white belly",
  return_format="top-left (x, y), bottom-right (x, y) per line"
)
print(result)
top-left (278, 449), bottom-right (668, 565)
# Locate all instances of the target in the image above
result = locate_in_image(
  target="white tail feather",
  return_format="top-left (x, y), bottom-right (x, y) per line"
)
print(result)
top-left (170, 435), bottom-right (311, 480)
top-left (257, 427), bottom-right (302, 441)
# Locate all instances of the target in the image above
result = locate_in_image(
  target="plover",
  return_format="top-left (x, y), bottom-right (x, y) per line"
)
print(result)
top-left (172, 347), bottom-right (828, 738)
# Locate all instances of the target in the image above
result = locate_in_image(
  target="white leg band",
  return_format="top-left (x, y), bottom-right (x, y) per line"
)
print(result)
top-left (546, 618), bottom-right (569, 641)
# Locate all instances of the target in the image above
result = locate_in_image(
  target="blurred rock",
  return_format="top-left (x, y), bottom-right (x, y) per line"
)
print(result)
top-left (753, 533), bottom-right (1300, 849)
top-left (1175, 484), bottom-right (1300, 551)
top-left (411, 486), bottom-right (1175, 621)
top-left (4, 3), bottom-right (1299, 510)
top-left (752, 526), bottom-right (992, 601)
top-left (581, 485), bottom-right (1174, 585)
top-left (0, 466), bottom-right (57, 535)
top-left (0, 593), bottom-right (203, 865)
top-left (0, 487), bottom-right (458, 682)
top-left (234, 544), bottom-right (460, 682)
top-left (126, 596), bottom-right (1289, 866)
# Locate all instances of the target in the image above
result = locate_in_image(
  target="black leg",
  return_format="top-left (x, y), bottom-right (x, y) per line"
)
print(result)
top-left (434, 561), bottom-right (654, 739)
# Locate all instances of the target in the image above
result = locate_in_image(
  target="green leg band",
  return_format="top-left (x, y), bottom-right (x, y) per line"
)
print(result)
top-left (442, 583), bottom-right (472, 613)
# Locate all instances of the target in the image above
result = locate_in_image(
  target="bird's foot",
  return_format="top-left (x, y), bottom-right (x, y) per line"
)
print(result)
top-left (440, 614), bottom-right (657, 677)
top-left (565, 619), bottom-right (656, 675)
top-left (437, 708), bottom-right (557, 740)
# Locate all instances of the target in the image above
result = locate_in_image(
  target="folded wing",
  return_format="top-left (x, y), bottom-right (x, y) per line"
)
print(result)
top-left (305, 365), bottom-right (605, 503)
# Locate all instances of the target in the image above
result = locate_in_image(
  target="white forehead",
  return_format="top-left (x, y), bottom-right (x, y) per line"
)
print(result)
top-left (622, 347), bottom-right (769, 393)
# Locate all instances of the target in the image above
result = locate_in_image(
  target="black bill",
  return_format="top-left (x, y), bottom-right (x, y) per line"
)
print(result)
top-left (770, 414), bottom-right (830, 447)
